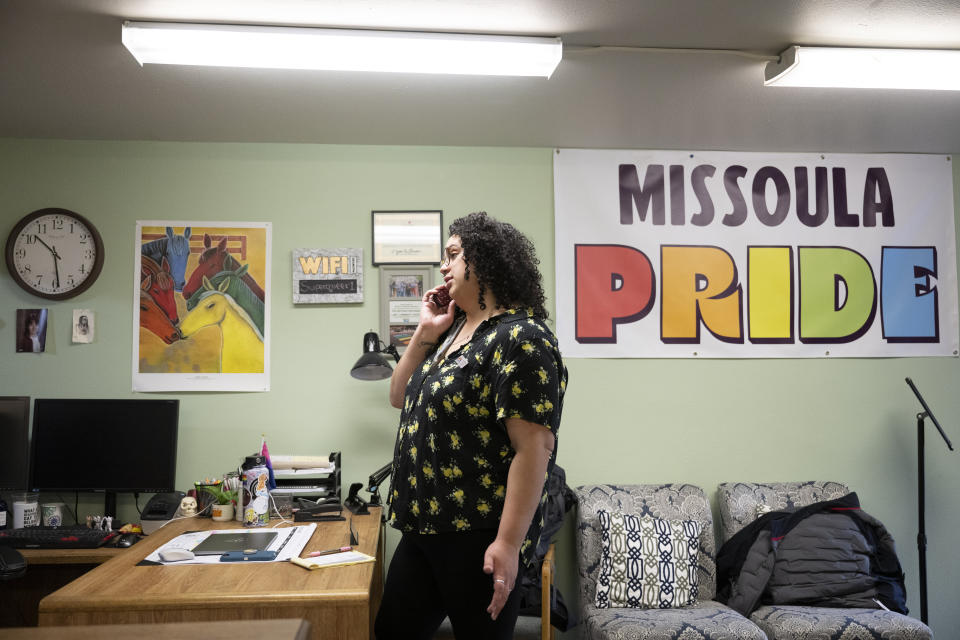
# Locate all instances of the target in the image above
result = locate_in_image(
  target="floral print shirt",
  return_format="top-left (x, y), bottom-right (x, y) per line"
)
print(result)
top-left (386, 308), bottom-right (567, 564)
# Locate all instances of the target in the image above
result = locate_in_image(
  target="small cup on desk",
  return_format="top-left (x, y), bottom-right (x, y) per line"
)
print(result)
top-left (211, 503), bottom-right (235, 522)
top-left (271, 490), bottom-right (294, 519)
top-left (12, 492), bottom-right (40, 528)
top-left (41, 502), bottom-right (65, 527)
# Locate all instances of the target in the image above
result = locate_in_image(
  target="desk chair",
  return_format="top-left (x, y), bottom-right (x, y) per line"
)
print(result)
top-left (431, 542), bottom-right (557, 640)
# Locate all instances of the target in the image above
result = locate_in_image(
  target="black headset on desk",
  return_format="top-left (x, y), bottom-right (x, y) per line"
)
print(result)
top-left (344, 461), bottom-right (392, 516)
top-left (0, 546), bottom-right (26, 580)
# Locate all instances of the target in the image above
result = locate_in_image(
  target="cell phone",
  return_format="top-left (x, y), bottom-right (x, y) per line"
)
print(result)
top-left (220, 549), bottom-right (278, 562)
top-left (431, 286), bottom-right (451, 309)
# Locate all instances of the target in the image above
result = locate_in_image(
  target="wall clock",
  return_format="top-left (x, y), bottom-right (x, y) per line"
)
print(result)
top-left (5, 208), bottom-right (105, 300)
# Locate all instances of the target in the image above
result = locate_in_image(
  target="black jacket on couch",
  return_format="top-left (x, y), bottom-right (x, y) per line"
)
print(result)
top-left (715, 492), bottom-right (908, 616)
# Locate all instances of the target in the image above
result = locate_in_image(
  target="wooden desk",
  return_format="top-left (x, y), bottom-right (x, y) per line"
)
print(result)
top-left (3, 618), bottom-right (310, 640)
top-left (38, 510), bottom-right (384, 640)
top-left (1, 547), bottom-right (123, 627)
top-left (20, 547), bottom-right (123, 566)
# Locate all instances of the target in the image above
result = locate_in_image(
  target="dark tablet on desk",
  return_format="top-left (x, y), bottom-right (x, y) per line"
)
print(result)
top-left (191, 531), bottom-right (278, 556)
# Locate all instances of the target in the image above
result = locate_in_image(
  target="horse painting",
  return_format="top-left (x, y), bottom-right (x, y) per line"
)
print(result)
top-left (182, 234), bottom-right (264, 302)
top-left (140, 255), bottom-right (179, 324)
top-left (135, 223), bottom-right (270, 389)
top-left (184, 264), bottom-right (264, 336)
top-left (141, 227), bottom-right (192, 291)
top-left (179, 284), bottom-right (264, 374)
top-left (139, 288), bottom-right (181, 345)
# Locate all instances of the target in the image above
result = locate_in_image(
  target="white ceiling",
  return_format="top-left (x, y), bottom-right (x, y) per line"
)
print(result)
top-left (3, 0), bottom-right (960, 153)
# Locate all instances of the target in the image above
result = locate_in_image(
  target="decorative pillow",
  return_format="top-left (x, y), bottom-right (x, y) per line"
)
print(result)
top-left (594, 510), bottom-right (703, 609)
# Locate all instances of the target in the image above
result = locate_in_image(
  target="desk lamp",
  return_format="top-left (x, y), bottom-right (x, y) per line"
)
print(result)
top-left (347, 334), bottom-right (397, 519)
top-left (350, 331), bottom-right (400, 380)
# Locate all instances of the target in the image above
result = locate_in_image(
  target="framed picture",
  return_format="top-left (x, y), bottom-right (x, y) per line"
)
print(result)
top-left (372, 210), bottom-right (443, 265)
top-left (380, 266), bottom-right (434, 353)
top-left (132, 221), bottom-right (272, 393)
top-left (292, 247), bottom-right (363, 304)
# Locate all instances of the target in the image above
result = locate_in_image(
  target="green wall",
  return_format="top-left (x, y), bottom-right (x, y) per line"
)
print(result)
top-left (1, 139), bottom-right (957, 636)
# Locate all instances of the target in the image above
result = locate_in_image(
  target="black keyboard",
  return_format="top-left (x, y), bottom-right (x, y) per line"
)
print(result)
top-left (0, 526), bottom-right (114, 549)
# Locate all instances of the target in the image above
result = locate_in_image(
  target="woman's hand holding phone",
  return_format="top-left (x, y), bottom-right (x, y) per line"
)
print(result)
top-left (418, 285), bottom-right (456, 341)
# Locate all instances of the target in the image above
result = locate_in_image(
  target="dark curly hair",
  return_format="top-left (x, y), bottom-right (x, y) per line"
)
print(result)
top-left (449, 212), bottom-right (548, 319)
top-left (22, 312), bottom-right (39, 338)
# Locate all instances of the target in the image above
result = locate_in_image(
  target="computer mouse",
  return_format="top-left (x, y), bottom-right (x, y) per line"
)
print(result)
top-left (158, 548), bottom-right (195, 562)
top-left (115, 533), bottom-right (140, 548)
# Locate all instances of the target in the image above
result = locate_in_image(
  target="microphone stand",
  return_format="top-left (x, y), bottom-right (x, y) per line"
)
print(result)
top-left (904, 377), bottom-right (954, 626)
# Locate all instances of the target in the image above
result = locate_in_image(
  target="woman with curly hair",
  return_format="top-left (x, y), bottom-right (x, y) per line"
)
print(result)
top-left (375, 212), bottom-right (567, 639)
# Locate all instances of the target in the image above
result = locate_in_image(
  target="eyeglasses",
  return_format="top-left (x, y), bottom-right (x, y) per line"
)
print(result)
top-left (440, 252), bottom-right (463, 267)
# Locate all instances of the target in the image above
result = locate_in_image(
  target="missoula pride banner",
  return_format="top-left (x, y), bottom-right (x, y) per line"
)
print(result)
top-left (554, 149), bottom-right (959, 358)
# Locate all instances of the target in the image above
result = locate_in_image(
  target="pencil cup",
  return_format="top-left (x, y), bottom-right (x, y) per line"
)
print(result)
top-left (194, 481), bottom-right (221, 518)
top-left (271, 491), bottom-right (293, 519)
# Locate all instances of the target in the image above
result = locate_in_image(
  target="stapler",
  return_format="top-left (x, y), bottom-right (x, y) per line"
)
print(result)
top-left (293, 496), bottom-right (345, 522)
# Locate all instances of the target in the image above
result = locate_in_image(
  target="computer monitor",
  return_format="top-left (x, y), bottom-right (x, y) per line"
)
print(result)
top-left (29, 398), bottom-right (179, 518)
top-left (0, 396), bottom-right (30, 491)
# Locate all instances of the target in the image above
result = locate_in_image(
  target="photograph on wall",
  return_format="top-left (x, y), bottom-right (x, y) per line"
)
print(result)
top-left (293, 248), bottom-right (363, 304)
top-left (132, 222), bottom-right (272, 392)
top-left (380, 266), bottom-right (433, 353)
top-left (72, 309), bottom-right (94, 343)
top-left (16, 308), bottom-right (48, 353)
top-left (388, 273), bottom-right (424, 299)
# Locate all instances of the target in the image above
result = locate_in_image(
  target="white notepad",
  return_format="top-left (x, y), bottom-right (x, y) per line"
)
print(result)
top-left (290, 550), bottom-right (375, 570)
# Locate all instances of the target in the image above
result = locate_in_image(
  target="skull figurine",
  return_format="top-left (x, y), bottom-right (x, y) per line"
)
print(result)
top-left (179, 496), bottom-right (198, 517)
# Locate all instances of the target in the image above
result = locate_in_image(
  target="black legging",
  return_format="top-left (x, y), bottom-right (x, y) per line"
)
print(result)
top-left (375, 529), bottom-right (522, 640)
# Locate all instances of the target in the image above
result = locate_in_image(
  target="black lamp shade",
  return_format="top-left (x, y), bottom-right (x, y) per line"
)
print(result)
top-left (351, 331), bottom-right (394, 380)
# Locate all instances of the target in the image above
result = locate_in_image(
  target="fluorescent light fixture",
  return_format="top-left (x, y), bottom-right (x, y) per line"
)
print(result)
top-left (121, 21), bottom-right (562, 78)
top-left (765, 45), bottom-right (960, 90)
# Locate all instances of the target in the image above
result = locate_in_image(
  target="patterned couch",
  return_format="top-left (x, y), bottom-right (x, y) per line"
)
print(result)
top-left (716, 481), bottom-right (933, 640)
top-left (575, 483), bottom-right (766, 639)
top-left (575, 482), bottom-right (934, 640)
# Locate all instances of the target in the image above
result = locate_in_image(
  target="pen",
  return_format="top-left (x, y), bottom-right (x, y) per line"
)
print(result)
top-left (307, 545), bottom-right (352, 557)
